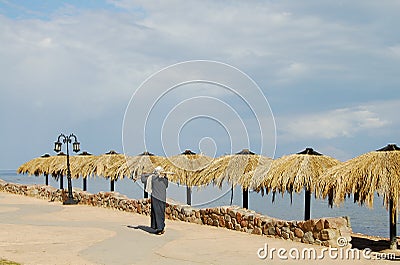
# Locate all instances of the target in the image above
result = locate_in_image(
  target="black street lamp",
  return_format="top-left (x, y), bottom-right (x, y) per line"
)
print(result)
top-left (54, 133), bottom-right (80, 205)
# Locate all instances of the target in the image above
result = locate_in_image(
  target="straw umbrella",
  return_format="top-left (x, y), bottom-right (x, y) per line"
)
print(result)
top-left (18, 152), bottom-right (95, 191)
top-left (254, 148), bottom-right (340, 220)
top-left (45, 153), bottom-right (69, 189)
top-left (69, 151), bottom-right (95, 191)
top-left (93, 150), bottom-right (127, 192)
top-left (194, 149), bottom-right (272, 209)
top-left (159, 150), bottom-right (213, 205)
top-left (105, 151), bottom-right (165, 198)
top-left (17, 153), bottom-right (51, 185)
top-left (317, 144), bottom-right (400, 250)
top-left (18, 153), bottom-right (69, 188)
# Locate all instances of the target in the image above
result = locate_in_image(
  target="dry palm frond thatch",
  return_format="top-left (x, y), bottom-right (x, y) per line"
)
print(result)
top-left (69, 151), bottom-right (97, 179)
top-left (93, 151), bottom-right (128, 180)
top-left (104, 151), bottom-right (165, 180)
top-left (316, 144), bottom-right (400, 249)
top-left (251, 147), bottom-right (339, 220)
top-left (317, 145), bottom-right (400, 209)
top-left (193, 149), bottom-right (272, 190)
top-left (160, 150), bottom-right (213, 187)
top-left (17, 154), bottom-right (51, 176)
top-left (256, 148), bottom-right (340, 195)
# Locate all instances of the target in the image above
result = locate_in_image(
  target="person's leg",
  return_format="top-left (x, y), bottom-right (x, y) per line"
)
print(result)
top-left (153, 197), bottom-right (165, 233)
top-left (150, 197), bottom-right (156, 229)
top-left (159, 200), bottom-right (166, 231)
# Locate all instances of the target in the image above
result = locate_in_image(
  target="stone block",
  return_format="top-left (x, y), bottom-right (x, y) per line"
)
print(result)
top-left (294, 228), bottom-right (304, 238)
top-left (211, 213), bottom-right (219, 220)
top-left (236, 212), bottom-right (242, 223)
top-left (314, 219), bottom-right (324, 231)
top-left (224, 214), bottom-right (231, 222)
top-left (282, 232), bottom-right (290, 240)
top-left (303, 219), bottom-right (315, 232)
top-left (218, 216), bottom-right (225, 227)
top-left (212, 208), bottom-right (220, 215)
top-left (302, 231), bottom-right (315, 244)
top-left (213, 219), bottom-right (219, 227)
top-left (267, 226), bottom-right (276, 235)
top-left (320, 229), bottom-right (337, 241)
top-left (275, 227), bottom-right (281, 236)
top-left (252, 227), bottom-right (262, 235)
top-left (226, 221), bottom-right (233, 230)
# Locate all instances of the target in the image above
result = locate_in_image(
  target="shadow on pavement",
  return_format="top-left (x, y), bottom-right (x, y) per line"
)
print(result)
top-left (127, 225), bottom-right (156, 234)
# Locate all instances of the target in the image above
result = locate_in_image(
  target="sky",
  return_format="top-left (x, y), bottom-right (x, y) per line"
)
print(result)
top-left (1, 0), bottom-right (399, 169)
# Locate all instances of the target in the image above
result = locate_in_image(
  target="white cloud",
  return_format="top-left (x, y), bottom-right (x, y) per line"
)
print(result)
top-left (388, 45), bottom-right (400, 58)
top-left (279, 104), bottom-right (390, 141)
top-left (1, 1), bottom-right (400, 168)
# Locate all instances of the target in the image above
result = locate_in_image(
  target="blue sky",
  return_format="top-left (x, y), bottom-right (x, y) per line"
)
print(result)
top-left (1, 0), bottom-right (399, 169)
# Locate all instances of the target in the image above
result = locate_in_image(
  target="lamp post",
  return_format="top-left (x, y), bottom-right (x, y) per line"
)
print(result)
top-left (54, 133), bottom-right (80, 205)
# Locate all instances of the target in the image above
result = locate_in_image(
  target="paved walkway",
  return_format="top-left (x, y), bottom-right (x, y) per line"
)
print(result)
top-left (0, 192), bottom-right (394, 264)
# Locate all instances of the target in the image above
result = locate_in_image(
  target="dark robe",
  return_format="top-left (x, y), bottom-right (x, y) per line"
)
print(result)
top-left (141, 173), bottom-right (168, 231)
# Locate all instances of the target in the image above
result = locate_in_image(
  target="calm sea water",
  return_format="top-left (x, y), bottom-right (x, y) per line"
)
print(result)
top-left (0, 169), bottom-right (396, 238)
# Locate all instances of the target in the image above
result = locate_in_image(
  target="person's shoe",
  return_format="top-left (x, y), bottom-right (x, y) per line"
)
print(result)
top-left (156, 229), bottom-right (165, 235)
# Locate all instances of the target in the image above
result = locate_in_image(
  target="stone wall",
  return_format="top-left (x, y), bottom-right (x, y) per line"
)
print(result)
top-left (0, 180), bottom-right (351, 247)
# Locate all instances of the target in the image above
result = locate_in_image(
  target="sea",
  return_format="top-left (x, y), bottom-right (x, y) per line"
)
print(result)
top-left (0, 169), bottom-right (395, 238)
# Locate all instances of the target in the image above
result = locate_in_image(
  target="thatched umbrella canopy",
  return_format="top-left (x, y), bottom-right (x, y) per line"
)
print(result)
top-left (17, 154), bottom-right (53, 185)
top-left (254, 147), bottom-right (340, 220)
top-left (105, 151), bottom-right (164, 181)
top-left (193, 149), bottom-right (273, 209)
top-left (17, 152), bottom-right (95, 189)
top-left (160, 150), bottom-right (213, 186)
top-left (47, 153), bottom-right (68, 178)
top-left (93, 151), bottom-right (127, 180)
top-left (17, 153), bottom-right (51, 176)
top-left (91, 150), bottom-right (127, 191)
top-left (69, 151), bottom-right (96, 178)
top-left (159, 149), bottom-right (213, 205)
top-left (317, 144), bottom-right (400, 249)
top-left (69, 151), bottom-right (95, 191)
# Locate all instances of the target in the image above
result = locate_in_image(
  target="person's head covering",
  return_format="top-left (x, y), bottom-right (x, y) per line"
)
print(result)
top-left (154, 166), bottom-right (164, 174)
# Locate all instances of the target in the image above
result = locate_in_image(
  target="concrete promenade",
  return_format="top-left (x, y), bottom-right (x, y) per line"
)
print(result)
top-left (0, 192), bottom-right (393, 265)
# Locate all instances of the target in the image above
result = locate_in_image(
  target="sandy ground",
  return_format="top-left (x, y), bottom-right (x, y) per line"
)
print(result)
top-left (0, 192), bottom-right (397, 265)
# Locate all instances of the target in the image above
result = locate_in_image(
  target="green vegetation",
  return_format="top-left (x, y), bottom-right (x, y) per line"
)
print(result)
top-left (0, 259), bottom-right (21, 265)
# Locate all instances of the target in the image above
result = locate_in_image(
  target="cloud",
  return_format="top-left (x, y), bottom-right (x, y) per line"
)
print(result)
top-left (1, 1), bottom-right (400, 168)
top-left (279, 104), bottom-right (390, 141)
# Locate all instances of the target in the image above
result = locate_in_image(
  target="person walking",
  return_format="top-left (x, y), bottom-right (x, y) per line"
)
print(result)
top-left (141, 166), bottom-right (169, 235)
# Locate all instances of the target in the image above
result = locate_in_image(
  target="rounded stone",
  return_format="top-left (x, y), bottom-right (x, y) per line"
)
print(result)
top-left (302, 231), bottom-right (315, 244)
top-left (294, 228), bottom-right (304, 238)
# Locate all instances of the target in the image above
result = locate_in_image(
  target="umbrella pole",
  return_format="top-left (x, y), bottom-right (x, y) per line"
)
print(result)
top-left (304, 189), bottom-right (311, 221)
top-left (389, 199), bottom-right (397, 250)
top-left (230, 185), bottom-right (234, 206)
top-left (83, 177), bottom-right (87, 191)
top-left (243, 188), bottom-right (248, 209)
top-left (186, 186), bottom-right (192, 205)
top-left (110, 179), bottom-right (115, 192)
top-left (45, 173), bottom-right (48, 186)
top-left (59, 174), bottom-right (63, 190)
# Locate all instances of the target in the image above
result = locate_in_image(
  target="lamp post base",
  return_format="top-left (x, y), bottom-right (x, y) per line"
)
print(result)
top-left (63, 197), bottom-right (78, 205)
